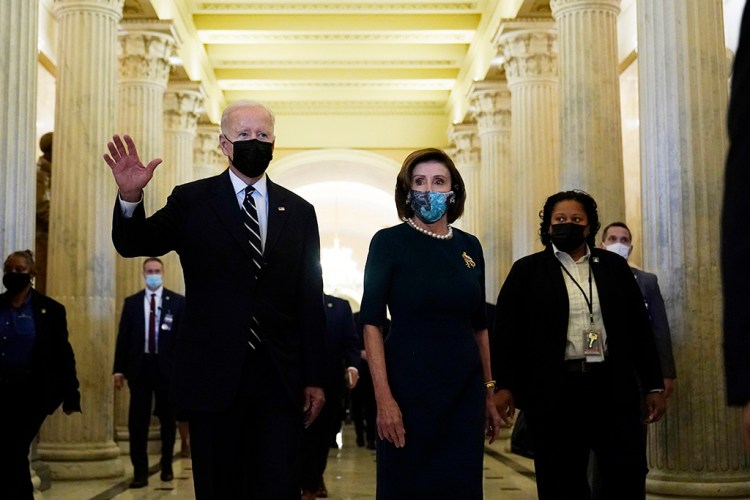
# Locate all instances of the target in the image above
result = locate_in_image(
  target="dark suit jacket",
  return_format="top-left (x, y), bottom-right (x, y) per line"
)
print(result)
top-left (632, 267), bottom-right (677, 379)
top-left (492, 247), bottom-right (663, 413)
top-left (113, 288), bottom-right (185, 384)
top-left (322, 295), bottom-right (361, 400)
top-left (723, 4), bottom-right (750, 406)
top-left (112, 171), bottom-right (326, 413)
top-left (0, 290), bottom-right (81, 415)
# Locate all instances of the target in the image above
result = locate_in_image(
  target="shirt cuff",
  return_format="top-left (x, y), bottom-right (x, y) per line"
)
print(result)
top-left (118, 192), bottom-right (143, 218)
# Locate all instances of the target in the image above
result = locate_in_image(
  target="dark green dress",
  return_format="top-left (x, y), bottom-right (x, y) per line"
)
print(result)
top-left (359, 223), bottom-right (487, 499)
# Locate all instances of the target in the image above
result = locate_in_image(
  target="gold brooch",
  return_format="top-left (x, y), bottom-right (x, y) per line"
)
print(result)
top-left (462, 252), bottom-right (476, 268)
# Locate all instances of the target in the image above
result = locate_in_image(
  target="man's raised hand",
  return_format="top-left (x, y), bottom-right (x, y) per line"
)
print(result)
top-left (103, 134), bottom-right (162, 202)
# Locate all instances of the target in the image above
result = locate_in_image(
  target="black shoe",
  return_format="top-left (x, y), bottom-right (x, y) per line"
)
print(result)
top-left (129, 477), bottom-right (148, 489)
top-left (356, 436), bottom-right (365, 447)
top-left (366, 440), bottom-right (376, 450)
top-left (160, 469), bottom-right (174, 481)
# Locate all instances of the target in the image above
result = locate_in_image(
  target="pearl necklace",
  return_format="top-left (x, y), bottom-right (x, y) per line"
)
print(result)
top-left (404, 217), bottom-right (453, 240)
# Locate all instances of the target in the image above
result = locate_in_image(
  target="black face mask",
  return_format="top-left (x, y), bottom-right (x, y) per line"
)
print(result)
top-left (3, 272), bottom-right (32, 294)
top-left (229, 138), bottom-right (273, 178)
top-left (550, 223), bottom-right (587, 252)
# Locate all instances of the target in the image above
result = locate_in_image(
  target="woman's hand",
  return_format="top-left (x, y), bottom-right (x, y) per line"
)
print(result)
top-left (377, 396), bottom-right (406, 448)
top-left (485, 391), bottom-right (503, 444)
top-left (644, 391), bottom-right (666, 423)
top-left (493, 389), bottom-right (516, 427)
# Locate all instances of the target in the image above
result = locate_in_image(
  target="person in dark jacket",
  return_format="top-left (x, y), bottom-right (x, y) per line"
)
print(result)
top-left (0, 249), bottom-right (81, 500)
top-left (492, 191), bottom-right (666, 500)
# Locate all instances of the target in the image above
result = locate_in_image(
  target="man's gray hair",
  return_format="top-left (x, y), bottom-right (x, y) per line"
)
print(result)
top-left (220, 100), bottom-right (276, 135)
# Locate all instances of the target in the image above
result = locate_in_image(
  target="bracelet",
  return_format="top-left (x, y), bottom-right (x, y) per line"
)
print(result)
top-left (484, 380), bottom-right (496, 389)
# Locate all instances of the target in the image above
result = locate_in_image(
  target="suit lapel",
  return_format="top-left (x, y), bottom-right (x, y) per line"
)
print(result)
top-left (208, 170), bottom-right (255, 261)
top-left (137, 290), bottom-right (147, 344)
top-left (264, 177), bottom-right (289, 258)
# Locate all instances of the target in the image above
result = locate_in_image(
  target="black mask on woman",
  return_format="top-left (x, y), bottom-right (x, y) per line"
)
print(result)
top-left (2, 272), bottom-right (31, 293)
top-left (230, 138), bottom-right (273, 178)
top-left (550, 223), bottom-right (587, 252)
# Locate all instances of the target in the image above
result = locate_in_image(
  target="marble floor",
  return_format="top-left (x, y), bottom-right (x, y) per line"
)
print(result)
top-left (36, 424), bottom-right (691, 500)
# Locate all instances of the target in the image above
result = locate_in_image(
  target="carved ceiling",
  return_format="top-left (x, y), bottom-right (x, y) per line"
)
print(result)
top-left (120, 0), bottom-right (555, 121)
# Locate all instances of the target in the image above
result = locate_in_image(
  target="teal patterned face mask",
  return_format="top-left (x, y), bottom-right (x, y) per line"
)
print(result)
top-left (408, 189), bottom-right (454, 224)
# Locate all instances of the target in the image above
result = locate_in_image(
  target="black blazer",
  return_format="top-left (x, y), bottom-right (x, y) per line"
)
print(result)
top-left (113, 288), bottom-right (185, 383)
top-left (112, 171), bottom-right (326, 413)
top-left (492, 247), bottom-right (663, 413)
top-left (0, 290), bottom-right (81, 415)
top-left (322, 294), bottom-right (361, 400)
top-left (723, 4), bottom-right (750, 406)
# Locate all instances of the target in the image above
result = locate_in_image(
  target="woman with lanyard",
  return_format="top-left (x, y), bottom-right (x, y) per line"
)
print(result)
top-left (490, 190), bottom-right (666, 500)
top-left (0, 250), bottom-right (81, 499)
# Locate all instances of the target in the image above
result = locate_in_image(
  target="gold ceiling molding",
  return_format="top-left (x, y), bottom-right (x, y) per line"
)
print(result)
top-left (199, 32), bottom-right (475, 44)
top-left (267, 100), bottom-right (446, 115)
top-left (215, 59), bottom-right (459, 68)
top-left (219, 79), bottom-right (454, 90)
top-left (196, 3), bottom-right (479, 14)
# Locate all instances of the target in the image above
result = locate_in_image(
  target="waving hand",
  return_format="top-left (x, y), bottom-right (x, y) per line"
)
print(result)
top-left (103, 134), bottom-right (162, 202)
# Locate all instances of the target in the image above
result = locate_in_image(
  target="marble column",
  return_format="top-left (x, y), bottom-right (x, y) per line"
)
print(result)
top-left (194, 124), bottom-right (224, 180)
top-left (113, 22), bottom-right (176, 450)
top-left (496, 22), bottom-right (559, 261)
top-left (36, 0), bottom-right (124, 479)
top-left (468, 81), bottom-right (513, 301)
top-left (160, 84), bottom-right (202, 293)
top-left (0, 0), bottom-right (37, 259)
top-left (551, 0), bottom-right (625, 224)
top-left (447, 123), bottom-right (480, 235)
top-left (638, 1), bottom-right (748, 496)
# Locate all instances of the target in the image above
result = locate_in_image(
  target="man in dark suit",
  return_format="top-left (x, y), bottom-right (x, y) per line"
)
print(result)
top-left (723, 3), bottom-right (750, 448)
top-left (104, 99), bottom-right (326, 499)
top-left (113, 257), bottom-right (185, 488)
top-left (301, 294), bottom-right (361, 499)
top-left (600, 222), bottom-right (677, 394)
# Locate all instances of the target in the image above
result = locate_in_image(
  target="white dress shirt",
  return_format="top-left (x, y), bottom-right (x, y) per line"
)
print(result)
top-left (553, 244), bottom-right (608, 362)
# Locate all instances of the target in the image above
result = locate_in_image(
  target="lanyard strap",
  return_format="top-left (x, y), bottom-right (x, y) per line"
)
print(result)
top-left (558, 259), bottom-right (594, 326)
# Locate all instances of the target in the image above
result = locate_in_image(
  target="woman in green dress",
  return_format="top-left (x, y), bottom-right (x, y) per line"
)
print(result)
top-left (359, 148), bottom-right (501, 499)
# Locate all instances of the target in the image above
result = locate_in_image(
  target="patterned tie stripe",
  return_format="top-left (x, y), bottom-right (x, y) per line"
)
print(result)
top-left (243, 186), bottom-right (263, 275)
top-left (243, 186), bottom-right (263, 350)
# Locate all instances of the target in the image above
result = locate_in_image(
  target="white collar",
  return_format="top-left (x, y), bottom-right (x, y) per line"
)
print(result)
top-left (228, 169), bottom-right (268, 199)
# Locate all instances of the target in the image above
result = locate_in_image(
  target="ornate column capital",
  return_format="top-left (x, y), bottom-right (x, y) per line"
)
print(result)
top-left (194, 124), bottom-right (223, 167)
top-left (550, 0), bottom-right (621, 18)
top-left (164, 84), bottom-right (203, 133)
top-left (448, 123), bottom-right (480, 166)
top-left (495, 21), bottom-right (557, 85)
top-left (53, 0), bottom-right (123, 18)
top-left (118, 21), bottom-right (176, 86)
top-left (468, 81), bottom-right (512, 134)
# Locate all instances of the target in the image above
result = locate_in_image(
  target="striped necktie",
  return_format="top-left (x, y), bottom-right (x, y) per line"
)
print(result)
top-left (243, 186), bottom-right (263, 275)
top-left (243, 186), bottom-right (263, 349)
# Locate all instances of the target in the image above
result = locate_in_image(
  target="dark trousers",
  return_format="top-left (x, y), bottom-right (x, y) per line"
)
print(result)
top-left (0, 378), bottom-right (47, 500)
top-left (128, 356), bottom-right (176, 479)
top-left (300, 389), bottom-right (338, 491)
top-left (526, 365), bottom-right (647, 500)
top-left (350, 360), bottom-right (376, 445)
top-left (189, 345), bottom-right (303, 500)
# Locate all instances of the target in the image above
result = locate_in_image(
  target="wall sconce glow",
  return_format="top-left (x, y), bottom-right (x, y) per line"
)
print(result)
top-left (321, 238), bottom-right (363, 297)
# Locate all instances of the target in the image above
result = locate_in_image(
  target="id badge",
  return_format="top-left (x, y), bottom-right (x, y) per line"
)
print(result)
top-left (583, 328), bottom-right (601, 357)
top-left (161, 313), bottom-right (174, 331)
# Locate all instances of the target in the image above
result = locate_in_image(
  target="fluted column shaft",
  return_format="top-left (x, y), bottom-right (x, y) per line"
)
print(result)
top-left (114, 24), bottom-right (175, 448)
top-left (551, 0), bottom-right (624, 224)
top-left (497, 24), bottom-right (559, 260)
top-left (160, 87), bottom-right (202, 293)
top-left (469, 82), bottom-right (513, 300)
top-left (448, 124), bottom-right (480, 235)
top-left (194, 125), bottom-right (224, 180)
top-left (638, 1), bottom-right (745, 496)
top-left (0, 1), bottom-right (38, 259)
top-left (38, 0), bottom-right (124, 479)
